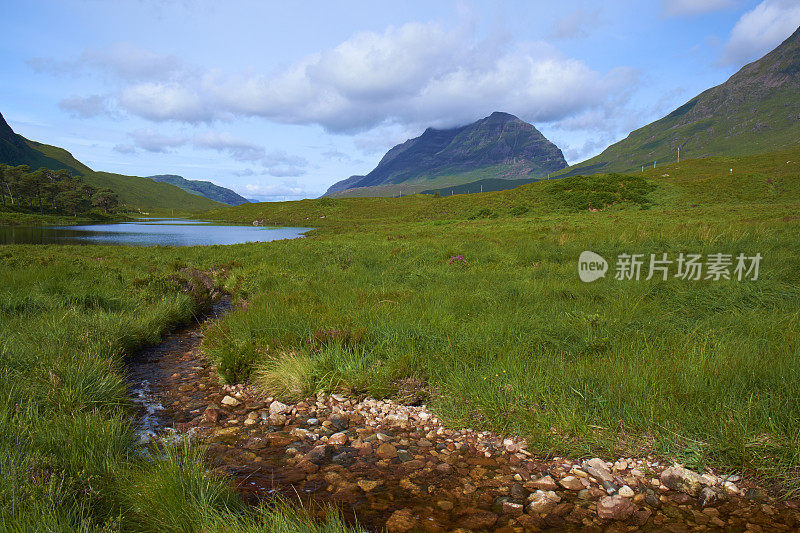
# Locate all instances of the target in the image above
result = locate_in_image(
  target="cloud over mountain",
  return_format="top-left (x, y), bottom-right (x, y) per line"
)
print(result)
top-left (35, 22), bottom-right (638, 137)
top-left (720, 0), bottom-right (800, 66)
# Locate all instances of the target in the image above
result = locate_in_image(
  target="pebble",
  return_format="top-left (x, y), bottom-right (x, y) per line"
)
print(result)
top-left (221, 395), bottom-right (240, 407)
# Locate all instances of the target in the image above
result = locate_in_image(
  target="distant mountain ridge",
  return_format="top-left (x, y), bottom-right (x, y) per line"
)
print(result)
top-left (147, 175), bottom-right (249, 206)
top-left (564, 25), bottom-right (800, 176)
top-left (325, 112), bottom-right (567, 197)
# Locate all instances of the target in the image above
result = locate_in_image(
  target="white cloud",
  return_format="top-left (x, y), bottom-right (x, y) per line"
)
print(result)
top-left (243, 180), bottom-right (315, 200)
top-left (191, 133), bottom-right (307, 176)
top-left (59, 95), bottom-right (110, 118)
top-left (548, 8), bottom-right (602, 40)
top-left (661, 0), bottom-right (734, 17)
top-left (120, 82), bottom-right (213, 122)
top-left (29, 43), bottom-right (183, 81)
top-left (129, 129), bottom-right (187, 152)
top-left (38, 23), bottom-right (639, 138)
top-left (193, 132), bottom-right (265, 161)
top-left (720, 0), bottom-right (800, 66)
top-left (113, 144), bottom-right (137, 155)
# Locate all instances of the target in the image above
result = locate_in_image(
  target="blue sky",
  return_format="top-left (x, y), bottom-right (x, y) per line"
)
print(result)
top-left (2, 0), bottom-right (799, 200)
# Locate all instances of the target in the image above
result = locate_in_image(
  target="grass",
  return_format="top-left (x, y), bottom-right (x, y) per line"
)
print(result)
top-left (0, 245), bottom-right (360, 532)
top-left (201, 146), bottom-right (800, 490)
top-left (2, 146), bottom-right (800, 530)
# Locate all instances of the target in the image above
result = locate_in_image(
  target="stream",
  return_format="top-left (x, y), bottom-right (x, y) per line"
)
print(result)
top-left (126, 297), bottom-right (800, 532)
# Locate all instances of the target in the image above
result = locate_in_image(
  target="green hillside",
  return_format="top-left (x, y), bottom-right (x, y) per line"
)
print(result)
top-left (0, 111), bottom-right (223, 213)
top-left (563, 26), bottom-right (800, 176)
top-left (82, 172), bottom-right (224, 212)
top-left (147, 174), bottom-right (249, 206)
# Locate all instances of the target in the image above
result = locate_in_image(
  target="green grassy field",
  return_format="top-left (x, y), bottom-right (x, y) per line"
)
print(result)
top-left (1, 146), bottom-right (799, 530)
top-left (204, 146), bottom-right (800, 486)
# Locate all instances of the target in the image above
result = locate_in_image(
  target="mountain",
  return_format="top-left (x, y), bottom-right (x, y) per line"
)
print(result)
top-left (148, 174), bottom-right (249, 206)
top-left (564, 26), bottom-right (800, 176)
top-left (325, 112), bottom-right (567, 197)
top-left (0, 112), bottom-right (92, 174)
top-left (0, 112), bottom-right (224, 212)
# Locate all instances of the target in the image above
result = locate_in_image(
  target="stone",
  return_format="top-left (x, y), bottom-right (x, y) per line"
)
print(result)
top-left (305, 445), bottom-right (333, 465)
top-left (386, 509), bottom-right (417, 533)
top-left (527, 490), bottom-right (558, 514)
top-left (526, 475), bottom-right (558, 491)
top-left (376, 442), bottom-right (398, 459)
top-left (699, 486), bottom-right (723, 507)
top-left (559, 475), bottom-right (584, 491)
top-left (357, 479), bottom-right (382, 492)
top-left (583, 457), bottom-right (614, 483)
top-left (329, 413), bottom-right (349, 430)
top-left (203, 407), bottom-right (222, 423)
top-left (502, 501), bottom-right (524, 517)
top-left (602, 480), bottom-right (619, 494)
top-left (269, 401), bottom-right (289, 416)
top-left (328, 432), bottom-right (348, 445)
top-left (618, 485), bottom-right (635, 498)
top-left (221, 395), bottom-right (241, 407)
top-left (661, 466), bottom-right (705, 497)
top-left (633, 507), bottom-right (652, 526)
top-left (597, 495), bottom-right (635, 521)
top-left (644, 490), bottom-right (662, 509)
top-left (437, 500), bottom-right (454, 511)
top-left (435, 462), bottom-right (454, 474)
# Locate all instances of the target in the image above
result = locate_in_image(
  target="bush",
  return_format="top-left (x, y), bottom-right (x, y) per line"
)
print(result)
top-left (509, 205), bottom-right (529, 216)
top-left (468, 208), bottom-right (498, 220)
top-left (547, 173), bottom-right (656, 211)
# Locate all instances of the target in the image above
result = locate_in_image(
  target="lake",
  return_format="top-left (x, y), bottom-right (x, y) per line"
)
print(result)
top-left (0, 219), bottom-right (310, 246)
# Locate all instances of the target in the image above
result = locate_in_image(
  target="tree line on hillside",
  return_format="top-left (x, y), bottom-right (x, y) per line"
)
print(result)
top-left (0, 164), bottom-right (119, 215)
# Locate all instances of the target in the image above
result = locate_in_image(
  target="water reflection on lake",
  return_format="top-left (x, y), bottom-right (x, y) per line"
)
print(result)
top-left (0, 219), bottom-right (310, 246)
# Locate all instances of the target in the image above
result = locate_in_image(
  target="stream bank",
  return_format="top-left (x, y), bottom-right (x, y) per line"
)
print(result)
top-left (126, 299), bottom-right (800, 532)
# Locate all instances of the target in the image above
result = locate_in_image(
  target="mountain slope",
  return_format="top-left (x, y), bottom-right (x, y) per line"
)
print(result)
top-left (0, 112), bottom-right (91, 174)
top-left (80, 172), bottom-right (224, 211)
top-left (564, 26), bottom-right (800, 176)
top-left (325, 112), bottom-right (567, 197)
top-left (148, 174), bottom-right (249, 206)
top-left (0, 112), bottom-right (224, 212)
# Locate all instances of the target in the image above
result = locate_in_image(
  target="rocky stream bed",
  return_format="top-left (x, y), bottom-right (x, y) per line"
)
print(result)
top-left (127, 302), bottom-right (800, 532)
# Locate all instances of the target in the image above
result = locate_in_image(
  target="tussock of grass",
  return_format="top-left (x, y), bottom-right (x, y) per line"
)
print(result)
top-left (253, 352), bottom-right (314, 402)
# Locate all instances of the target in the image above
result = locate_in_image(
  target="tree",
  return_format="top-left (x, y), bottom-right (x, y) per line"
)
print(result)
top-left (57, 188), bottom-right (91, 216)
top-left (0, 165), bottom-right (6, 206)
top-left (92, 188), bottom-right (118, 213)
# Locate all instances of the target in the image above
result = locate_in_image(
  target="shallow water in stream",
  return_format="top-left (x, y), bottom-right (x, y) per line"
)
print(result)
top-left (126, 298), bottom-right (800, 532)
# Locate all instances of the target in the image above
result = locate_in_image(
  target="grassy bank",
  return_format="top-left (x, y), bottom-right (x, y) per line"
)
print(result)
top-left (0, 245), bottom-right (357, 531)
top-left (0, 204), bottom-right (125, 226)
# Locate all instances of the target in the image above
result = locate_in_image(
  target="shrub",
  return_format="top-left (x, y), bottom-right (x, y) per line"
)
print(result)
top-left (468, 208), bottom-right (498, 220)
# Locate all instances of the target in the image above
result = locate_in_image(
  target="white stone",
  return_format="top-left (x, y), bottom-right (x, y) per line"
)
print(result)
top-left (269, 401), bottom-right (289, 416)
